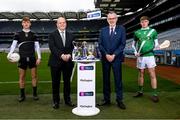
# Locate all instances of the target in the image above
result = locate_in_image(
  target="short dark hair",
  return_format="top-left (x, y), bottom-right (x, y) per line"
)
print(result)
top-left (140, 16), bottom-right (149, 21)
top-left (107, 11), bottom-right (117, 15)
top-left (22, 17), bottom-right (30, 22)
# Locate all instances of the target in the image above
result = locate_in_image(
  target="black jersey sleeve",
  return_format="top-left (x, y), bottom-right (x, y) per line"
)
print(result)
top-left (32, 32), bottom-right (38, 42)
top-left (13, 32), bottom-right (20, 41)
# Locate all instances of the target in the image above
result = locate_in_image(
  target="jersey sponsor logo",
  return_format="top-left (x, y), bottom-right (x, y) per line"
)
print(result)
top-left (79, 66), bottom-right (94, 70)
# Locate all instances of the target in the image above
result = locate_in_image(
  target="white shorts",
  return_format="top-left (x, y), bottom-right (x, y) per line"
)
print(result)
top-left (137, 56), bottom-right (156, 69)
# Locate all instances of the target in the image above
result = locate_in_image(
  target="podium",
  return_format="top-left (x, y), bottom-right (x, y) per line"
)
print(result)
top-left (72, 59), bottom-right (100, 116)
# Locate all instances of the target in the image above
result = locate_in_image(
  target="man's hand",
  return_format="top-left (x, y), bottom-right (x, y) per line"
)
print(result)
top-left (154, 45), bottom-right (160, 50)
top-left (66, 54), bottom-right (71, 60)
top-left (106, 54), bottom-right (115, 62)
top-left (61, 54), bottom-right (66, 61)
top-left (61, 54), bottom-right (71, 62)
top-left (36, 59), bottom-right (41, 65)
top-left (111, 54), bottom-right (115, 61)
top-left (134, 52), bottom-right (140, 57)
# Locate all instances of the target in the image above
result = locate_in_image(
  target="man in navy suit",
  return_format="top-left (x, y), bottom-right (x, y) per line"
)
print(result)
top-left (98, 11), bottom-right (126, 109)
top-left (48, 17), bottom-right (75, 109)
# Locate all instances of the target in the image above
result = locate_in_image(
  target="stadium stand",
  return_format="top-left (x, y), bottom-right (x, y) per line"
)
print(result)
top-left (0, 0), bottom-right (179, 66)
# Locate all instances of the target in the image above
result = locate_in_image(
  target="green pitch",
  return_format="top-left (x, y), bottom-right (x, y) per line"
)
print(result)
top-left (0, 52), bottom-right (179, 119)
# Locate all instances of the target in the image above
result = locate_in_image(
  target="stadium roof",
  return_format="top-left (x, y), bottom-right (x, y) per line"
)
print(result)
top-left (95, 0), bottom-right (157, 17)
top-left (0, 12), bottom-right (88, 21)
top-left (0, 0), bottom-right (157, 21)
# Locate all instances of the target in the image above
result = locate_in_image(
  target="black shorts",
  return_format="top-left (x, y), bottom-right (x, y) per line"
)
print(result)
top-left (18, 57), bottom-right (36, 70)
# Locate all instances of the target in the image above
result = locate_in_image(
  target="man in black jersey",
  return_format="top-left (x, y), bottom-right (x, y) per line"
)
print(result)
top-left (7, 17), bottom-right (41, 102)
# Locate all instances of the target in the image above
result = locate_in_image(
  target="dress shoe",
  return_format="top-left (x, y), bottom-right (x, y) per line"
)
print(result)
top-left (133, 92), bottom-right (143, 97)
top-left (18, 96), bottom-right (26, 102)
top-left (65, 101), bottom-right (75, 107)
top-left (117, 101), bottom-right (126, 110)
top-left (33, 95), bottom-right (39, 101)
top-left (52, 103), bottom-right (59, 109)
top-left (97, 100), bottom-right (111, 106)
top-left (150, 95), bottom-right (159, 103)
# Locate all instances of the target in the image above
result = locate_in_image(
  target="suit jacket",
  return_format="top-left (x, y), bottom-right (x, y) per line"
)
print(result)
top-left (99, 25), bottom-right (126, 62)
top-left (48, 29), bottom-right (74, 67)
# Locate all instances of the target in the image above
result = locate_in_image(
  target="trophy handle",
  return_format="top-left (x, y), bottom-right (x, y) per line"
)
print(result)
top-left (72, 41), bottom-right (76, 47)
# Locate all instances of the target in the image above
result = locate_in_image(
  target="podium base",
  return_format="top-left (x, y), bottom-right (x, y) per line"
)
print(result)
top-left (72, 107), bottom-right (100, 116)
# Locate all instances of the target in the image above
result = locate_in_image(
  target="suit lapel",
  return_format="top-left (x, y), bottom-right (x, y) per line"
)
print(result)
top-left (55, 30), bottom-right (64, 47)
top-left (104, 27), bottom-right (110, 40)
top-left (65, 32), bottom-right (70, 47)
top-left (112, 26), bottom-right (120, 40)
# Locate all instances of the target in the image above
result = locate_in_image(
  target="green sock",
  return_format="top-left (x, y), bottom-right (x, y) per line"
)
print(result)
top-left (138, 86), bottom-right (143, 93)
top-left (152, 88), bottom-right (158, 96)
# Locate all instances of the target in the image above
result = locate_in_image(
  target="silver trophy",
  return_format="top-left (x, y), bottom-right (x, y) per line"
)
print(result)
top-left (87, 43), bottom-right (95, 60)
top-left (72, 41), bottom-right (80, 60)
top-left (72, 41), bottom-right (100, 60)
top-left (82, 41), bottom-right (88, 59)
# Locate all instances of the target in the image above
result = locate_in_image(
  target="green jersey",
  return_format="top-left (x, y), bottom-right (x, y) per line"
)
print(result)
top-left (134, 27), bottom-right (157, 57)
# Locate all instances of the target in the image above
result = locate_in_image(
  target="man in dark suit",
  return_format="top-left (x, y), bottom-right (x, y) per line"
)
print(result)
top-left (48, 17), bottom-right (75, 109)
top-left (98, 11), bottom-right (126, 109)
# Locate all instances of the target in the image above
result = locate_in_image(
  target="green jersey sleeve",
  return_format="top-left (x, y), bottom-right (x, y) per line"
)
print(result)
top-left (134, 31), bottom-right (139, 42)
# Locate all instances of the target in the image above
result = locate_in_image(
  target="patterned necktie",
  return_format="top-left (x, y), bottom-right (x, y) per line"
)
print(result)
top-left (61, 31), bottom-right (65, 46)
top-left (110, 28), bottom-right (114, 38)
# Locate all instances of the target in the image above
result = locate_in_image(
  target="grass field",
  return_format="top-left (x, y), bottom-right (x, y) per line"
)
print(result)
top-left (0, 52), bottom-right (180, 119)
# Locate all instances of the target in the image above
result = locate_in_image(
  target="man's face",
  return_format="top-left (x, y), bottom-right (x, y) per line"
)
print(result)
top-left (56, 17), bottom-right (67, 31)
top-left (140, 20), bottom-right (149, 28)
top-left (107, 13), bottom-right (117, 27)
top-left (22, 21), bottom-right (31, 29)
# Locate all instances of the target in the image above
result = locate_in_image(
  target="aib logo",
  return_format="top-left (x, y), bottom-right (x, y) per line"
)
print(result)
top-left (79, 92), bottom-right (94, 96)
top-left (79, 66), bottom-right (94, 70)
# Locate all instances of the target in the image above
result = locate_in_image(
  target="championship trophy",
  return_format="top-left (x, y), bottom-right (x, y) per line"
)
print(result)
top-left (82, 41), bottom-right (88, 59)
top-left (72, 41), bottom-right (80, 60)
top-left (87, 43), bottom-right (95, 60)
top-left (72, 41), bottom-right (101, 60)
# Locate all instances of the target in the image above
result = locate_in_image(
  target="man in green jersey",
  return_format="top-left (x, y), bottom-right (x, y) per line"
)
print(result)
top-left (132, 16), bottom-right (160, 102)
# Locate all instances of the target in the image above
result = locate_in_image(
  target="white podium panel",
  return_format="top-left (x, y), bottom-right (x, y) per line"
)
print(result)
top-left (72, 61), bottom-right (100, 116)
